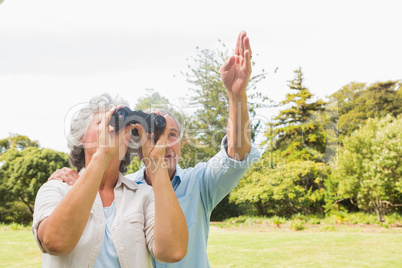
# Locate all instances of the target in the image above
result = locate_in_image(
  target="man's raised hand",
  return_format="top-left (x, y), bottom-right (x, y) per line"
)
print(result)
top-left (220, 31), bottom-right (252, 97)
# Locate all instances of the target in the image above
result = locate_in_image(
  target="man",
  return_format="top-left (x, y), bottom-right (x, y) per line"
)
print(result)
top-left (50, 31), bottom-right (261, 267)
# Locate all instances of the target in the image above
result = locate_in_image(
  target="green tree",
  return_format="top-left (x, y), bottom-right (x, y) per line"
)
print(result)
top-left (266, 67), bottom-right (327, 162)
top-left (329, 80), bottom-right (402, 143)
top-left (230, 160), bottom-right (330, 216)
top-left (329, 115), bottom-right (402, 222)
top-left (0, 133), bottom-right (39, 154)
top-left (0, 147), bottom-right (69, 223)
top-left (134, 88), bottom-right (170, 111)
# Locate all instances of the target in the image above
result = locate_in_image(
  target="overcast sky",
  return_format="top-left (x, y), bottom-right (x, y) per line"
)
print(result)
top-left (1, 0), bottom-right (401, 153)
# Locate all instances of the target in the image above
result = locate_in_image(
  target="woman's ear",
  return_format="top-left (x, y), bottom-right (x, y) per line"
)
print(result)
top-left (79, 138), bottom-right (86, 148)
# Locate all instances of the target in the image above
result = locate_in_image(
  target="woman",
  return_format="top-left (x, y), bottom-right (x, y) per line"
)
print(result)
top-left (32, 93), bottom-right (188, 267)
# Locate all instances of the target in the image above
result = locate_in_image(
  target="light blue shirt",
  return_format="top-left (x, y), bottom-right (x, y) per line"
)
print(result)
top-left (94, 201), bottom-right (121, 268)
top-left (126, 136), bottom-right (261, 268)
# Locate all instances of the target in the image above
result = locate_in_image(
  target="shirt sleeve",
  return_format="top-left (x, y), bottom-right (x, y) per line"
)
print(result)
top-left (142, 187), bottom-right (164, 264)
top-left (32, 180), bottom-right (70, 253)
top-left (199, 136), bottom-right (261, 213)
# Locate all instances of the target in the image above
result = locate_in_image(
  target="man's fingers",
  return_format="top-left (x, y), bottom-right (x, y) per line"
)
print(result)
top-left (235, 31), bottom-right (246, 55)
top-left (135, 123), bottom-right (148, 146)
top-left (222, 31), bottom-right (250, 74)
top-left (221, 55), bottom-right (236, 72)
top-left (244, 50), bottom-right (252, 71)
top-left (54, 173), bottom-right (76, 186)
top-left (59, 175), bottom-right (72, 186)
top-left (146, 115), bottom-right (170, 150)
top-left (48, 167), bottom-right (79, 185)
top-left (159, 115), bottom-right (170, 144)
top-left (235, 31), bottom-right (241, 56)
top-left (63, 167), bottom-right (79, 179)
top-left (238, 31), bottom-right (246, 57)
top-left (66, 174), bottom-right (78, 185)
top-left (243, 35), bottom-right (251, 57)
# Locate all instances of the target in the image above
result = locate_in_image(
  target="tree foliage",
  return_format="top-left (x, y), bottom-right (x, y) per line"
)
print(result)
top-left (329, 115), bottom-right (402, 221)
top-left (0, 135), bottom-right (69, 223)
top-left (265, 67), bottom-right (327, 162)
top-left (0, 133), bottom-right (39, 154)
top-left (134, 88), bottom-right (170, 111)
top-left (329, 80), bottom-right (402, 143)
top-left (231, 160), bottom-right (330, 217)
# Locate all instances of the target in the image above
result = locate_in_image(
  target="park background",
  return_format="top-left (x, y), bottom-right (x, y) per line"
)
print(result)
top-left (0, 0), bottom-right (401, 267)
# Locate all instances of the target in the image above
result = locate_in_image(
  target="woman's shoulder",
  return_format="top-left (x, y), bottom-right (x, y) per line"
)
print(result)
top-left (120, 174), bottom-right (153, 196)
top-left (136, 183), bottom-right (154, 196)
top-left (119, 178), bottom-right (155, 211)
top-left (38, 180), bottom-right (71, 194)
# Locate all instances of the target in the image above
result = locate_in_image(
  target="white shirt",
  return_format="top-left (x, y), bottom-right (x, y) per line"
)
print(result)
top-left (32, 170), bottom-right (158, 268)
top-left (94, 201), bottom-right (120, 267)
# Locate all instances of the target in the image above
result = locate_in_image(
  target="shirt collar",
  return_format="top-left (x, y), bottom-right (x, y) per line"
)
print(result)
top-left (78, 167), bottom-right (139, 191)
top-left (174, 165), bottom-right (182, 182)
top-left (135, 164), bottom-right (182, 186)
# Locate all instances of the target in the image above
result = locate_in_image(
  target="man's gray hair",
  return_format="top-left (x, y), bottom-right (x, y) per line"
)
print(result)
top-left (144, 108), bottom-right (183, 136)
top-left (131, 108), bottom-right (183, 153)
top-left (67, 93), bottom-right (139, 173)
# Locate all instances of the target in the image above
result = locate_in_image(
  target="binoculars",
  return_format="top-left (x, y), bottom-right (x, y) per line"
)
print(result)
top-left (109, 107), bottom-right (166, 135)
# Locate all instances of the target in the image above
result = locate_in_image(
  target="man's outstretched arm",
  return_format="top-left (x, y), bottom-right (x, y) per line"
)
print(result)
top-left (220, 31), bottom-right (252, 161)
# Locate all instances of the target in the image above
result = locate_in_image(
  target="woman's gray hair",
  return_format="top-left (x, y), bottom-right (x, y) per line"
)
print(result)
top-left (67, 93), bottom-right (139, 173)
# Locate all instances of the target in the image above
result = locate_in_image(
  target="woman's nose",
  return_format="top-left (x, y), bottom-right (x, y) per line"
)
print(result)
top-left (165, 141), bottom-right (172, 150)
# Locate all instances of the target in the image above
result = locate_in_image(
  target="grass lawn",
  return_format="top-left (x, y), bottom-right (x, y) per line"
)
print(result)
top-left (207, 226), bottom-right (402, 268)
top-left (0, 224), bottom-right (401, 267)
top-left (0, 226), bottom-right (41, 268)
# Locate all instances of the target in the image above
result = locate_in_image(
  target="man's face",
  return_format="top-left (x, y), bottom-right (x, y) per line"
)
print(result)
top-left (164, 115), bottom-right (181, 179)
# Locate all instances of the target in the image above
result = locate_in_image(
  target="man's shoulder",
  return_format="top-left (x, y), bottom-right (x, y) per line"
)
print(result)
top-left (179, 163), bottom-right (207, 176)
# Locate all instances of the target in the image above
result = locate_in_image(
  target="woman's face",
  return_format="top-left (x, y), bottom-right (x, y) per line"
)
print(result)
top-left (82, 112), bottom-right (131, 160)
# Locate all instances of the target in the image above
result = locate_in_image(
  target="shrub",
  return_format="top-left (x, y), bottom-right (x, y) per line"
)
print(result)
top-left (272, 216), bottom-right (285, 228)
top-left (292, 213), bottom-right (307, 222)
top-left (290, 220), bottom-right (305, 231)
top-left (320, 225), bottom-right (336, 231)
top-left (309, 217), bottom-right (321, 225)
top-left (380, 223), bottom-right (389, 228)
